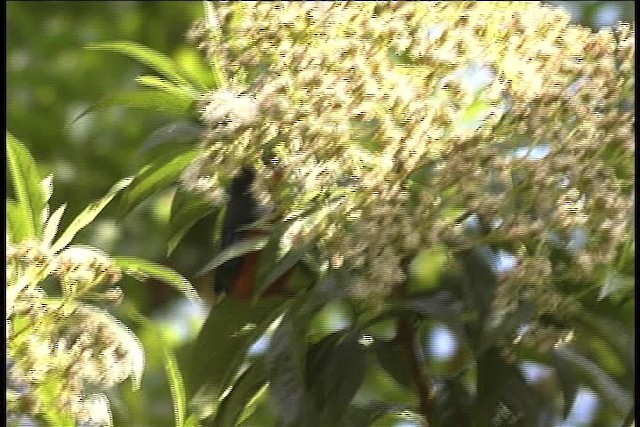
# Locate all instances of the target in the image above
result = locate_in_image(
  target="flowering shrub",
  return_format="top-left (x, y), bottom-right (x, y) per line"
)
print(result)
top-left (185, 2), bottom-right (633, 315)
top-left (6, 135), bottom-right (197, 426)
top-left (7, 1), bottom-right (634, 426)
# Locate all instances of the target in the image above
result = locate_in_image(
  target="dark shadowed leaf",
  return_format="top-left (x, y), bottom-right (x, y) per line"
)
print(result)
top-left (306, 331), bottom-right (367, 424)
top-left (254, 243), bottom-right (310, 301)
top-left (190, 297), bottom-right (289, 404)
top-left (431, 377), bottom-right (473, 427)
top-left (398, 292), bottom-right (467, 344)
top-left (371, 339), bottom-right (413, 389)
top-left (210, 357), bottom-right (269, 427)
top-left (167, 189), bottom-right (218, 256)
top-left (266, 275), bottom-right (347, 426)
top-left (552, 349), bottom-right (579, 419)
top-left (555, 347), bottom-right (632, 414)
top-left (474, 346), bottom-right (539, 426)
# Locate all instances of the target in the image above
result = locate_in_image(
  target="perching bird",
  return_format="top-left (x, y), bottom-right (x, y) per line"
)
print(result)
top-left (213, 167), bottom-right (292, 300)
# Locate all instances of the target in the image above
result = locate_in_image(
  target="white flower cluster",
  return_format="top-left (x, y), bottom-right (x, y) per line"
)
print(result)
top-left (185, 2), bottom-right (634, 308)
top-left (6, 239), bottom-right (143, 425)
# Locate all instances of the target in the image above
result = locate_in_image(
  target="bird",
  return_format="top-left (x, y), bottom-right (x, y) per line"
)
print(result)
top-left (213, 166), bottom-right (293, 300)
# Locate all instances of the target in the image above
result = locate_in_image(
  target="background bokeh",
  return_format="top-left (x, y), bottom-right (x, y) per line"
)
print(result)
top-left (6, 2), bottom-right (634, 426)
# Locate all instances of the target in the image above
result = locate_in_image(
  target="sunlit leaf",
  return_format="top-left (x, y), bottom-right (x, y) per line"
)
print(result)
top-left (113, 256), bottom-right (199, 302)
top-left (197, 236), bottom-right (269, 277)
top-left (70, 89), bottom-right (195, 125)
top-left (118, 147), bottom-right (200, 216)
top-left (86, 41), bottom-right (193, 87)
top-left (6, 133), bottom-right (46, 240)
top-left (50, 176), bottom-right (133, 253)
top-left (135, 75), bottom-right (198, 99)
top-left (42, 204), bottom-right (66, 248)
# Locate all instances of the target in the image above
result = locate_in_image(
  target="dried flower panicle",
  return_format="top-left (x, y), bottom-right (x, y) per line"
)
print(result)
top-left (184, 2), bottom-right (633, 319)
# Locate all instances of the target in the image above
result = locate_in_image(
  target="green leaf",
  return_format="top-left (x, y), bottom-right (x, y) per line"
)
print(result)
top-left (122, 303), bottom-right (191, 427)
top-left (306, 331), bottom-right (367, 424)
top-left (50, 176), bottom-right (133, 253)
top-left (42, 204), bottom-right (66, 248)
top-left (409, 245), bottom-right (450, 290)
top-left (6, 133), bottom-right (46, 240)
top-left (266, 275), bottom-right (346, 426)
top-left (139, 120), bottom-right (203, 155)
top-left (555, 347), bottom-right (632, 414)
top-left (474, 346), bottom-right (539, 426)
top-left (343, 402), bottom-right (404, 427)
top-left (164, 345), bottom-right (188, 427)
top-left (70, 89), bottom-right (195, 125)
top-left (190, 297), bottom-right (289, 410)
top-left (175, 46), bottom-right (217, 91)
top-left (254, 240), bottom-right (309, 301)
top-left (197, 236), bottom-right (269, 277)
top-left (212, 358), bottom-right (269, 427)
top-left (135, 75), bottom-right (199, 99)
top-left (167, 189), bottom-right (217, 256)
top-left (398, 293), bottom-right (467, 345)
top-left (266, 307), bottom-right (317, 426)
top-left (372, 339), bottom-right (413, 389)
top-left (86, 41), bottom-right (193, 87)
top-left (6, 199), bottom-right (31, 244)
top-left (118, 147), bottom-right (200, 216)
top-left (552, 349), bottom-right (579, 419)
top-left (113, 256), bottom-right (199, 302)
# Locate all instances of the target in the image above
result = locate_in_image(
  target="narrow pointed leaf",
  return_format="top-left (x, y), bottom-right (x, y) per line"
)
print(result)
top-left (118, 148), bottom-right (200, 216)
top-left (555, 346), bottom-right (632, 414)
top-left (167, 189), bottom-right (217, 256)
top-left (212, 358), bottom-right (269, 427)
top-left (190, 297), bottom-right (289, 402)
top-left (135, 75), bottom-right (198, 99)
top-left (197, 236), bottom-right (269, 277)
top-left (113, 256), bottom-right (199, 302)
top-left (7, 199), bottom-right (31, 244)
top-left (42, 204), bottom-right (66, 248)
top-left (50, 177), bottom-right (133, 253)
top-left (86, 41), bottom-right (193, 87)
top-left (139, 120), bottom-right (203, 155)
top-left (70, 90), bottom-right (195, 125)
top-left (255, 244), bottom-right (309, 300)
top-left (164, 345), bottom-right (187, 427)
top-left (6, 133), bottom-right (46, 240)
top-left (552, 349), bottom-right (579, 419)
